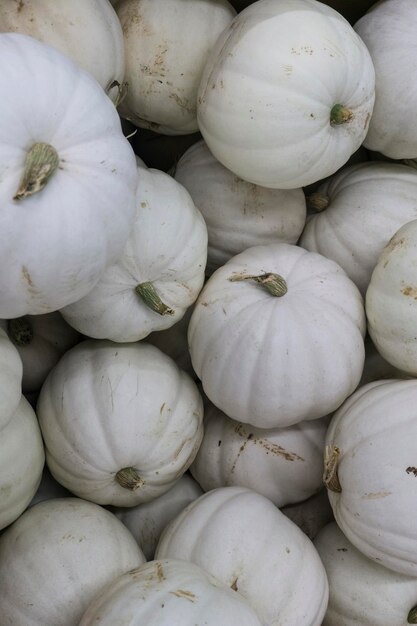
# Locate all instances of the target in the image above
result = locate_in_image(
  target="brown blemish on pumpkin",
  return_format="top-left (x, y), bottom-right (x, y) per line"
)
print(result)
top-left (230, 578), bottom-right (239, 591)
top-left (361, 491), bottom-right (392, 499)
top-left (234, 423), bottom-right (305, 461)
top-left (169, 589), bottom-right (196, 602)
top-left (402, 286), bottom-right (417, 299)
top-left (385, 235), bottom-right (405, 254)
top-left (363, 112), bottom-right (371, 130)
top-left (169, 92), bottom-right (195, 115)
top-left (16, 0), bottom-right (24, 11)
top-left (156, 562), bottom-right (165, 582)
top-left (406, 466), bottom-right (417, 477)
top-left (21, 265), bottom-right (34, 287)
top-left (337, 548), bottom-right (348, 552)
top-left (160, 402), bottom-right (166, 415)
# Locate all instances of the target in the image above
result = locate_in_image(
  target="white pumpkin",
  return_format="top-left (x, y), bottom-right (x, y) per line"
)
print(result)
top-left (190, 401), bottom-right (328, 507)
top-left (0, 497), bottom-right (145, 625)
top-left (324, 378), bottom-right (417, 576)
top-left (197, 0), bottom-right (375, 189)
top-left (0, 326), bottom-right (23, 430)
top-left (0, 33), bottom-right (137, 318)
top-left (0, 396), bottom-right (44, 530)
top-left (188, 243), bottom-right (366, 428)
top-left (4, 312), bottom-right (80, 394)
top-left (116, 0), bottom-right (236, 134)
top-left (174, 139), bottom-right (306, 274)
top-left (113, 474), bottom-right (203, 560)
top-left (282, 489), bottom-right (334, 540)
top-left (315, 522), bottom-right (417, 626)
top-left (79, 558), bottom-right (263, 626)
top-left (37, 340), bottom-right (204, 507)
top-left (354, 0), bottom-right (417, 159)
top-left (0, 0), bottom-right (125, 102)
top-left (300, 162), bottom-right (417, 295)
top-left (60, 167), bottom-right (207, 342)
top-left (155, 486), bottom-right (329, 625)
top-left (366, 220), bottom-right (417, 375)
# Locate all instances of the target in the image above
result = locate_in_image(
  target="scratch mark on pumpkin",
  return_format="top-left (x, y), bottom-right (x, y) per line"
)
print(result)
top-left (21, 265), bottom-right (34, 287)
top-left (169, 589), bottom-right (196, 602)
top-left (361, 491), bottom-right (392, 499)
top-left (233, 423), bottom-right (305, 461)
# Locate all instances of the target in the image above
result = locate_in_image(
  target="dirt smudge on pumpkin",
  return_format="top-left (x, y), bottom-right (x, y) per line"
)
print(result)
top-left (406, 466), bottom-right (417, 477)
top-left (233, 423), bottom-right (305, 462)
top-left (16, 0), bottom-right (24, 12)
top-left (169, 589), bottom-right (196, 602)
top-left (401, 286), bottom-right (417, 299)
top-left (361, 491), bottom-right (392, 499)
top-left (156, 562), bottom-right (165, 582)
top-left (21, 265), bottom-right (34, 287)
top-left (385, 235), bottom-right (405, 255)
top-left (230, 578), bottom-right (239, 591)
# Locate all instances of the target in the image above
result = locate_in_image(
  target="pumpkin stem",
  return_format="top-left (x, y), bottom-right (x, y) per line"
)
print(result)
top-left (8, 317), bottom-right (33, 346)
top-left (115, 467), bottom-right (145, 491)
top-left (306, 192), bottom-right (330, 212)
top-left (323, 445), bottom-right (342, 493)
top-left (106, 79), bottom-right (129, 108)
top-left (135, 282), bottom-right (174, 316)
top-left (330, 104), bottom-right (353, 126)
top-left (408, 606), bottom-right (417, 623)
top-left (14, 142), bottom-right (59, 201)
top-left (228, 272), bottom-right (287, 297)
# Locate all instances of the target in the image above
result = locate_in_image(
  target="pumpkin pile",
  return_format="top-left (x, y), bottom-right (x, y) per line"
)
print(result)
top-left (1, 0), bottom-right (417, 624)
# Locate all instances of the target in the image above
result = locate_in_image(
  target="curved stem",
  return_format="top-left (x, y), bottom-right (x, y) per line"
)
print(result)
top-left (14, 143), bottom-right (59, 200)
top-left (135, 282), bottom-right (174, 316)
top-left (330, 104), bottom-right (353, 126)
top-left (307, 192), bottom-right (330, 212)
top-left (323, 445), bottom-right (342, 493)
top-left (115, 467), bottom-right (145, 491)
top-left (8, 317), bottom-right (33, 346)
top-left (228, 272), bottom-right (287, 297)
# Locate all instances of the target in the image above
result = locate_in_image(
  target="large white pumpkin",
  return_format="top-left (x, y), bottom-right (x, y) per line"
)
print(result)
top-left (0, 33), bottom-right (137, 318)
top-left (324, 379), bottom-right (417, 576)
top-left (300, 162), bottom-right (417, 295)
top-left (37, 340), bottom-right (204, 506)
top-left (354, 0), bottom-right (417, 159)
top-left (116, 0), bottom-right (236, 134)
top-left (60, 167), bottom-right (207, 342)
top-left (0, 396), bottom-right (44, 530)
top-left (197, 0), bottom-right (375, 189)
top-left (191, 401), bottom-right (328, 506)
top-left (0, 326), bottom-right (23, 430)
top-left (174, 139), bottom-right (306, 274)
top-left (0, 0), bottom-right (125, 102)
top-left (0, 498), bottom-right (145, 625)
top-left (155, 486), bottom-right (329, 625)
top-left (188, 243), bottom-right (366, 428)
top-left (366, 220), bottom-right (417, 375)
top-left (315, 522), bottom-right (417, 626)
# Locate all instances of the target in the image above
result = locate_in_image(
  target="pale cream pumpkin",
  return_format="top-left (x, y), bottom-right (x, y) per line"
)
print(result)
top-left (0, 497), bottom-right (145, 625)
top-left (0, 326), bottom-right (23, 430)
top-left (37, 340), bottom-right (204, 506)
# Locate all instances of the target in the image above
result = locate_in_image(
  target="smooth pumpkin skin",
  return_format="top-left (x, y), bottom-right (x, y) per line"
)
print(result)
top-left (325, 379), bottom-right (417, 577)
top-left (0, 396), bottom-right (45, 531)
top-left (0, 326), bottom-right (23, 430)
top-left (0, 0), bottom-right (124, 102)
top-left (79, 558), bottom-right (263, 626)
top-left (37, 340), bottom-right (204, 506)
top-left (0, 498), bottom-right (145, 626)
top-left (197, 0), bottom-right (375, 189)
top-left (155, 486), bottom-right (329, 626)
top-left (315, 522), bottom-right (417, 626)
top-left (0, 33), bottom-right (137, 317)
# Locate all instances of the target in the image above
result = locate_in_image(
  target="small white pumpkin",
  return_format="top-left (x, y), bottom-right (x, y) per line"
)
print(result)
top-left (116, 0), bottom-right (236, 134)
top-left (0, 0), bottom-right (125, 102)
top-left (61, 167), bottom-right (207, 342)
top-left (191, 401), bottom-right (328, 507)
top-left (366, 220), bottom-right (417, 375)
top-left (282, 489), bottom-right (334, 540)
top-left (197, 0), bottom-right (375, 189)
top-left (0, 33), bottom-right (137, 317)
top-left (315, 522), bottom-right (417, 626)
top-left (188, 243), bottom-right (366, 428)
top-left (0, 396), bottom-right (44, 530)
top-left (0, 497), bottom-right (145, 625)
top-left (324, 378), bottom-right (417, 576)
top-left (0, 326), bottom-right (23, 430)
top-left (79, 558), bottom-right (263, 626)
top-left (174, 140), bottom-right (306, 274)
top-left (37, 340), bottom-right (204, 506)
top-left (300, 162), bottom-right (417, 295)
top-left (113, 474), bottom-right (203, 560)
top-left (354, 0), bottom-right (417, 159)
top-left (155, 486), bottom-right (329, 625)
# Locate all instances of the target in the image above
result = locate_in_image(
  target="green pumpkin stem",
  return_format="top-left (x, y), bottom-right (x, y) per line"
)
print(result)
top-left (14, 142), bottom-right (59, 201)
top-left (330, 104), bottom-right (353, 126)
top-left (323, 445), bottom-right (342, 493)
top-left (135, 282), bottom-right (174, 316)
top-left (307, 192), bottom-right (330, 212)
top-left (408, 607), bottom-right (417, 623)
top-left (115, 467), bottom-right (145, 491)
top-left (228, 272), bottom-right (287, 297)
top-left (8, 317), bottom-right (33, 346)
